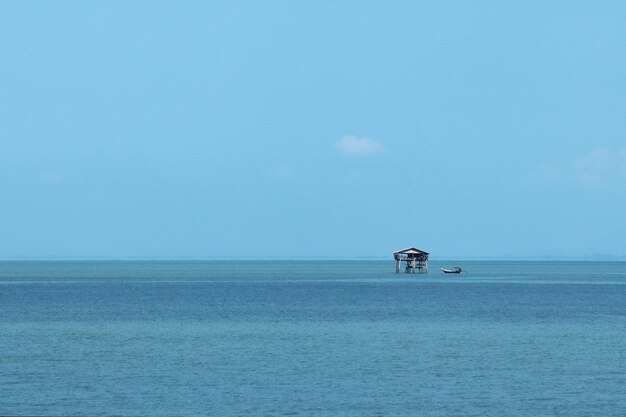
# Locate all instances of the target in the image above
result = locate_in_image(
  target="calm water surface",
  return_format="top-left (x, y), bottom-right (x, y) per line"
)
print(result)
top-left (1, 261), bottom-right (625, 416)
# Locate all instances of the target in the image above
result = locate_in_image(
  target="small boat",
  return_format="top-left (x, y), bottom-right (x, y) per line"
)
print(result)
top-left (441, 267), bottom-right (463, 274)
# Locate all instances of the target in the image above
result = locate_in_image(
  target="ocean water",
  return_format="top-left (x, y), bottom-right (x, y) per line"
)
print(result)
top-left (1, 260), bottom-right (625, 417)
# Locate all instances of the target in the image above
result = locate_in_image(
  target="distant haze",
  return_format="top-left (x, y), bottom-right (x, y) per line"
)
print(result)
top-left (1, 1), bottom-right (625, 260)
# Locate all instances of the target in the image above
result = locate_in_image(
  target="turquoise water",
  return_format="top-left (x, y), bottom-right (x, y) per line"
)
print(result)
top-left (1, 261), bottom-right (625, 416)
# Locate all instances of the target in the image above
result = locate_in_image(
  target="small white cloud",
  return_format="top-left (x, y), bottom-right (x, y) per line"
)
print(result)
top-left (270, 165), bottom-right (294, 178)
top-left (334, 135), bottom-right (386, 157)
top-left (532, 146), bottom-right (626, 187)
top-left (574, 146), bottom-right (626, 185)
top-left (41, 170), bottom-right (63, 185)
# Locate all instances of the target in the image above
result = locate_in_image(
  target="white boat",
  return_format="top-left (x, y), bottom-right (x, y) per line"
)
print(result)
top-left (441, 267), bottom-right (463, 274)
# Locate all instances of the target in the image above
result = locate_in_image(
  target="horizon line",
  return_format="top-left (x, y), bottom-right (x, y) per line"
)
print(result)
top-left (1, 255), bottom-right (625, 262)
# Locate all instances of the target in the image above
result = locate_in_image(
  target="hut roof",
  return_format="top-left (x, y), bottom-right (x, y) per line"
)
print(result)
top-left (393, 247), bottom-right (429, 255)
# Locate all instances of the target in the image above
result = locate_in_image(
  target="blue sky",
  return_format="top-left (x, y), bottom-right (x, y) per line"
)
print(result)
top-left (1, 1), bottom-right (625, 259)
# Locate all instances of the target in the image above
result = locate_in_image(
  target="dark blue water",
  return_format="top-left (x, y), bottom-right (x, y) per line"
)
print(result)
top-left (1, 261), bottom-right (625, 416)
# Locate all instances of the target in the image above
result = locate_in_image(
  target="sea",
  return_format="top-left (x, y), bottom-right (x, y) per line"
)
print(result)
top-left (1, 260), bottom-right (625, 417)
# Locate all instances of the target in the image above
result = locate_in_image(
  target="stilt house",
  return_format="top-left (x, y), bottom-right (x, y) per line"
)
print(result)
top-left (393, 247), bottom-right (429, 274)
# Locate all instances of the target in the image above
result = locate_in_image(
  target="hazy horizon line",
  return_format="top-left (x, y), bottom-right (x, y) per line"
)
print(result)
top-left (1, 255), bottom-right (625, 262)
